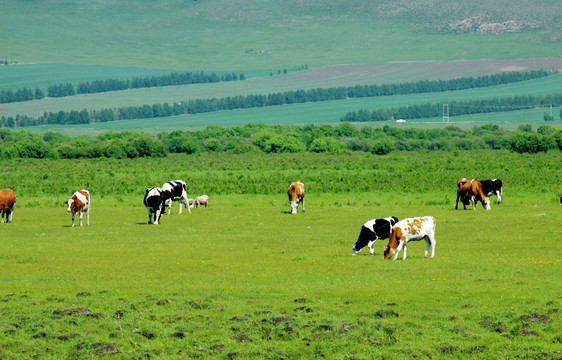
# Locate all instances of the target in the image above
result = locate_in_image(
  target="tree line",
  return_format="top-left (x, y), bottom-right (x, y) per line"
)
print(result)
top-left (1, 123), bottom-right (560, 160)
top-left (1, 70), bottom-right (556, 127)
top-left (0, 71), bottom-right (246, 103)
top-left (341, 94), bottom-right (562, 122)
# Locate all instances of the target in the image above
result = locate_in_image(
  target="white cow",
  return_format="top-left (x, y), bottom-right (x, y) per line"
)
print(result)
top-left (162, 180), bottom-right (191, 215)
top-left (383, 216), bottom-right (436, 260)
top-left (64, 189), bottom-right (90, 227)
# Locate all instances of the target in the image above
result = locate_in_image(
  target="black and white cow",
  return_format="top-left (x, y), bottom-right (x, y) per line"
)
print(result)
top-left (162, 180), bottom-right (191, 215)
top-left (143, 187), bottom-right (165, 225)
top-left (352, 216), bottom-right (399, 255)
top-left (480, 179), bottom-right (503, 204)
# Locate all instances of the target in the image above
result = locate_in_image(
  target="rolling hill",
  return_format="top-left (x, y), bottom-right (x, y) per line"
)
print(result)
top-left (1, 0), bottom-right (561, 132)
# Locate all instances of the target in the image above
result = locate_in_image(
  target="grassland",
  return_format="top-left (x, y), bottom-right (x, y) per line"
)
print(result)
top-left (2, 1), bottom-right (561, 70)
top-left (1, 1), bottom-right (561, 358)
top-left (1, 151), bottom-right (560, 358)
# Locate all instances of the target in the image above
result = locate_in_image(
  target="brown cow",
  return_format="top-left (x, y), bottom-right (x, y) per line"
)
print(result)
top-left (0, 188), bottom-right (16, 223)
top-left (288, 181), bottom-right (305, 214)
top-left (455, 178), bottom-right (491, 210)
top-left (64, 189), bottom-right (90, 227)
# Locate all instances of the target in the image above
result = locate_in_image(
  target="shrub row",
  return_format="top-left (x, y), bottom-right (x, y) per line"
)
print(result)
top-left (0, 123), bottom-right (560, 160)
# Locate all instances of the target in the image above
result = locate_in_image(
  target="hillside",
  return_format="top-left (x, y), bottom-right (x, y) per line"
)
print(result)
top-left (1, 0), bottom-right (561, 134)
top-left (1, 0), bottom-right (561, 70)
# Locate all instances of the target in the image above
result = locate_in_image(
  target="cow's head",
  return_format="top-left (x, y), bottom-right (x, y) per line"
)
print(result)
top-left (383, 245), bottom-right (395, 259)
top-left (64, 198), bottom-right (74, 213)
top-left (483, 197), bottom-right (491, 210)
top-left (290, 201), bottom-right (299, 214)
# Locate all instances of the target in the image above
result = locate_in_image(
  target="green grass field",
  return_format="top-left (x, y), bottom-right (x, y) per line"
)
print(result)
top-left (1, 1), bottom-right (561, 357)
top-left (1, 197), bottom-right (560, 359)
top-left (1, 151), bottom-right (561, 358)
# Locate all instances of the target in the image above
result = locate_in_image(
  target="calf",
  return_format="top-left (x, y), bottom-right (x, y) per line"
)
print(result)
top-left (144, 187), bottom-right (165, 225)
top-left (352, 216), bottom-right (399, 255)
top-left (195, 195), bottom-right (209, 208)
top-left (162, 180), bottom-right (191, 215)
top-left (0, 188), bottom-right (16, 224)
top-left (455, 178), bottom-right (491, 210)
top-left (383, 216), bottom-right (436, 260)
top-left (64, 189), bottom-right (90, 227)
top-left (288, 181), bottom-right (305, 214)
top-left (480, 179), bottom-right (503, 204)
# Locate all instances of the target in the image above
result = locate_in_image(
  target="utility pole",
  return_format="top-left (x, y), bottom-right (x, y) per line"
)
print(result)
top-left (442, 104), bottom-right (449, 123)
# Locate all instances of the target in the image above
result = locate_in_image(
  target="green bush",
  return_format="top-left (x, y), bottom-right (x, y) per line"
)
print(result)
top-left (15, 139), bottom-right (58, 159)
top-left (309, 137), bottom-right (347, 154)
top-left (509, 132), bottom-right (556, 153)
top-left (371, 138), bottom-right (395, 155)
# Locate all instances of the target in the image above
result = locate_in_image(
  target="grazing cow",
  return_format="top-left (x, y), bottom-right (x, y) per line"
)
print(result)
top-left (480, 179), bottom-right (503, 204)
top-left (64, 189), bottom-right (90, 227)
top-left (384, 216), bottom-right (436, 260)
top-left (288, 181), bottom-right (305, 214)
top-left (144, 187), bottom-right (165, 225)
top-left (195, 195), bottom-right (209, 208)
top-left (455, 178), bottom-right (491, 210)
top-left (162, 180), bottom-right (191, 215)
top-left (0, 188), bottom-right (16, 224)
top-left (352, 216), bottom-right (399, 255)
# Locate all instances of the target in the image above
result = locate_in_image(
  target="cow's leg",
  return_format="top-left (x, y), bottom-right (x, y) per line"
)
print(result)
top-left (368, 240), bottom-right (376, 255)
top-left (496, 190), bottom-right (502, 204)
top-left (86, 208), bottom-right (90, 226)
top-left (1, 212), bottom-right (4, 223)
top-left (71, 211), bottom-right (76, 227)
top-left (166, 199), bottom-right (172, 215)
top-left (78, 211), bottom-right (83, 227)
top-left (424, 237), bottom-right (430, 258)
top-left (148, 209), bottom-right (153, 224)
top-left (154, 206), bottom-right (162, 225)
top-left (178, 200), bottom-right (183, 215)
top-left (393, 241), bottom-right (405, 260)
top-left (8, 209), bottom-right (13, 223)
top-left (301, 198), bottom-right (305, 212)
top-left (184, 198), bottom-right (191, 214)
top-left (455, 193), bottom-right (459, 209)
top-left (402, 243), bottom-right (408, 260)
top-left (430, 235), bottom-right (436, 258)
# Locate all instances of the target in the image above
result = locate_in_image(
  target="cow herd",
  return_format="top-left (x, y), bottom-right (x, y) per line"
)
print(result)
top-left (143, 180), bottom-right (209, 225)
top-left (350, 178), bottom-right (503, 260)
top-left (0, 177), bottom-right (503, 260)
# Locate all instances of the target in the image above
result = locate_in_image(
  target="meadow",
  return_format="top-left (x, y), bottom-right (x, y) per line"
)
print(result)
top-left (0, 151), bottom-right (560, 359)
top-left (1, 1), bottom-right (561, 358)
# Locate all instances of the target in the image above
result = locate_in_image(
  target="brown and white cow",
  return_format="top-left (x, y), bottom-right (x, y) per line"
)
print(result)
top-left (288, 181), bottom-right (305, 214)
top-left (455, 178), bottom-right (491, 210)
top-left (383, 216), bottom-right (436, 260)
top-left (64, 189), bottom-right (90, 227)
top-left (195, 195), bottom-right (209, 208)
top-left (0, 188), bottom-right (16, 224)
